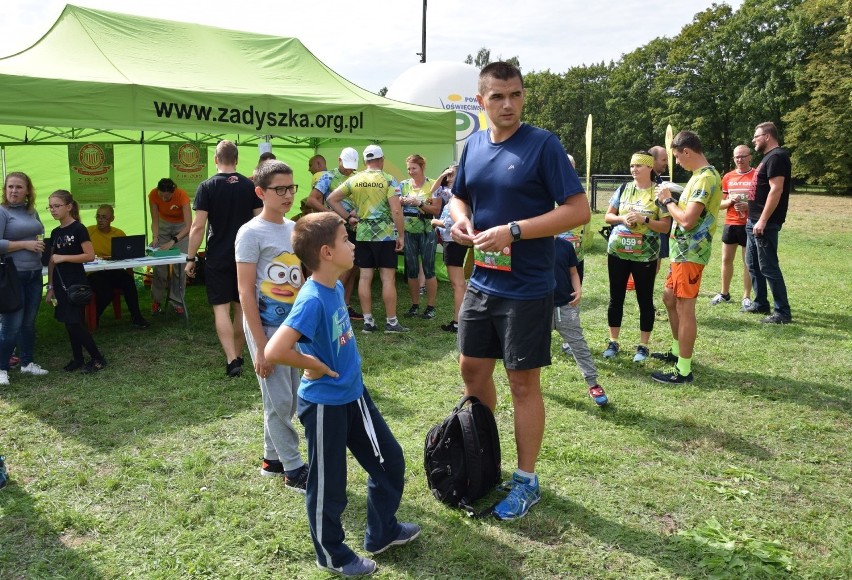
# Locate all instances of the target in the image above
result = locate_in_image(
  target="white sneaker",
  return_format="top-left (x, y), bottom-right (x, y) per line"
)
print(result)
top-left (710, 293), bottom-right (731, 305)
top-left (20, 362), bottom-right (49, 376)
top-left (0, 370), bottom-right (8, 385)
top-left (741, 297), bottom-right (753, 310)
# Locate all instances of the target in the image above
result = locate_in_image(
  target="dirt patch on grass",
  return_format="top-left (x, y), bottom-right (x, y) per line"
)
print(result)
top-left (654, 513), bottom-right (680, 535)
top-left (790, 194), bottom-right (852, 230)
top-left (59, 530), bottom-right (96, 548)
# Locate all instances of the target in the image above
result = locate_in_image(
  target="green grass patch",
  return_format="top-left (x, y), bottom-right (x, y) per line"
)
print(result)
top-left (1, 195), bottom-right (850, 578)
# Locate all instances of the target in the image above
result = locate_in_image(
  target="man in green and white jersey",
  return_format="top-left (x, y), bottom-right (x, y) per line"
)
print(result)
top-left (328, 145), bottom-right (407, 333)
top-left (651, 131), bottom-right (722, 384)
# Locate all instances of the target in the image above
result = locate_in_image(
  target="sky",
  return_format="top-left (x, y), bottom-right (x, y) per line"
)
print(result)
top-left (1, 0), bottom-right (744, 93)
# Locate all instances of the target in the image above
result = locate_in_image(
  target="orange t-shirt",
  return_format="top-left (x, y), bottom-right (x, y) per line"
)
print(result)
top-left (148, 187), bottom-right (190, 223)
top-left (721, 168), bottom-right (755, 226)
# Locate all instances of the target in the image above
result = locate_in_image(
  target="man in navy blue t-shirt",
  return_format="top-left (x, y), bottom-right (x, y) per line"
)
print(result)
top-left (449, 61), bottom-right (590, 521)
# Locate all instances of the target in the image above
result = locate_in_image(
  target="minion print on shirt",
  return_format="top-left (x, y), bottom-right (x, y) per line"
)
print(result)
top-left (258, 251), bottom-right (304, 326)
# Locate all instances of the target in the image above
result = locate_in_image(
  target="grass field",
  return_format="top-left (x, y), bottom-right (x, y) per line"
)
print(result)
top-left (1, 194), bottom-right (850, 579)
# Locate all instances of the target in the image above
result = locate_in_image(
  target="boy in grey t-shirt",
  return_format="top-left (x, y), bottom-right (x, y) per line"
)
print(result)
top-left (235, 160), bottom-right (308, 491)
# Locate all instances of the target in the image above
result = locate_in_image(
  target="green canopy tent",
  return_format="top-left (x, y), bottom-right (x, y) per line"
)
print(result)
top-left (0, 4), bottom-right (455, 236)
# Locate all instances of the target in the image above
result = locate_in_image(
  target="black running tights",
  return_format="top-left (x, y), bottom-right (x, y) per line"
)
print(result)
top-left (607, 254), bottom-right (657, 333)
top-left (65, 322), bottom-right (103, 363)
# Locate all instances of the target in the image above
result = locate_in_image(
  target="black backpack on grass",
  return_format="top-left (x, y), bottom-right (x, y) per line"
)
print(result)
top-left (424, 395), bottom-right (501, 513)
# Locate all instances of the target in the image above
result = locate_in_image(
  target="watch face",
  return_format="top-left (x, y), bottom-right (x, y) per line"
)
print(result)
top-left (510, 223), bottom-right (521, 240)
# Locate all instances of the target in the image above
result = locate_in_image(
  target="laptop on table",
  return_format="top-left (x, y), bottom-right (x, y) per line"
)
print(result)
top-left (110, 235), bottom-right (146, 260)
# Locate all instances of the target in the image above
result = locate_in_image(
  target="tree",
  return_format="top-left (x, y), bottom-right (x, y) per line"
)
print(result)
top-left (730, 0), bottom-right (806, 140)
top-left (459, 2), bottom-right (850, 190)
top-left (464, 47), bottom-right (491, 68)
top-left (606, 38), bottom-right (673, 171)
top-left (524, 63), bottom-right (616, 175)
top-left (464, 47), bottom-right (520, 69)
top-left (377, 87), bottom-right (388, 97)
top-left (664, 4), bottom-right (750, 172)
top-left (783, 0), bottom-right (852, 193)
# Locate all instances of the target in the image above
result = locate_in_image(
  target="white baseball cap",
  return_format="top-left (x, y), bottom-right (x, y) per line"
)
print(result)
top-left (363, 144), bottom-right (384, 161)
top-left (340, 147), bottom-right (359, 170)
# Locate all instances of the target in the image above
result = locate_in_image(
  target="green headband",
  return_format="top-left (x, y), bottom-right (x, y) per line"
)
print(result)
top-left (631, 153), bottom-right (654, 168)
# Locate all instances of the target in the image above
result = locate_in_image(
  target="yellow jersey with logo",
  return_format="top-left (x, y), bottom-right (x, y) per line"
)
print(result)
top-left (400, 177), bottom-right (435, 234)
top-left (607, 183), bottom-right (669, 262)
top-left (670, 166), bottom-right (723, 265)
top-left (339, 169), bottom-right (400, 242)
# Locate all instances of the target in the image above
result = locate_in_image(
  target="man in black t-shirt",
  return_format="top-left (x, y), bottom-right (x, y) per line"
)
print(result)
top-left (185, 140), bottom-right (263, 376)
top-left (744, 122), bottom-right (792, 324)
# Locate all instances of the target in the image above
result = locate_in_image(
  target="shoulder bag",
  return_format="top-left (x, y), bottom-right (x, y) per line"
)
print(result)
top-left (55, 267), bottom-right (93, 307)
top-left (0, 255), bottom-right (23, 313)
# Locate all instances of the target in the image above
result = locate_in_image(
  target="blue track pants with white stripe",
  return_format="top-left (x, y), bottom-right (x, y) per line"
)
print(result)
top-left (297, 388), bottom-right (406, 569)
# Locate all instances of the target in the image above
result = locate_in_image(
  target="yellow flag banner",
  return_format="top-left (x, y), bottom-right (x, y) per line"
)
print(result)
top-left (67, 143), bottom-right (116, 210)
top-left (169, 143), bottom-right (208, 200)
top-left (582, 113), bottom-right (593, 251)
top-left (665, 124), bottom-right (674, 181)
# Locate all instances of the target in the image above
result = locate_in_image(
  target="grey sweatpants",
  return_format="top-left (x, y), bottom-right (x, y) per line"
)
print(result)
top-left (552, 304), bottom-right (598, 386)
top-left (244, 321), bottom-right (305, 470)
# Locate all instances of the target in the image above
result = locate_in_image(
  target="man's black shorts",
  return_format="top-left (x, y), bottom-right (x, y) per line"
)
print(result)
top-left (204, 259), bottom-right (239, 305)
top-left (722, 224), bottom-right (747, 247)
top-left (458, 287), bottom-right (553, 370)
top-left (355, 240), bottom-right (397, 269)
top-left (443, 242), bottom-right (468, 268)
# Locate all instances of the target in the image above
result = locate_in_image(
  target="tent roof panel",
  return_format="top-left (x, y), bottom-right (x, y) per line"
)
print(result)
top-left (0, 5), bottom-right (454, 143)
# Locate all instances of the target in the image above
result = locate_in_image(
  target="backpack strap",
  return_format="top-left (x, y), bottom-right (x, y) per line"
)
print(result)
top-left (459, 498), bottom-right (501, 519)
top-left (457, 405), bottom-right (483, 506)
top-left (453, 394), bottom-right (501, 519)
top-left (478, 401), bottom-right (501, 472)
top-left (456, 395), bottom-right (480, 410)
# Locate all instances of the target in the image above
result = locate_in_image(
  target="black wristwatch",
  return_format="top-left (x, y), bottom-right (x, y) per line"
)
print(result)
top-left (662, 198), bottom-right (676, 207)
top-left (186, 255), bottom-right (197, 263)
top-left (509, 221), bottom-right (522, 242)
top-left (171, 236), bottom-right (179, 244)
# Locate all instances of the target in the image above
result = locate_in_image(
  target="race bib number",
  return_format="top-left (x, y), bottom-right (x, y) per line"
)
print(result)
top-left (614, 231), bottom-right (644, 254)
top-left (563, 232), bottom-right (581, 250)
top-left (472, 230), bottom-right (512, 271)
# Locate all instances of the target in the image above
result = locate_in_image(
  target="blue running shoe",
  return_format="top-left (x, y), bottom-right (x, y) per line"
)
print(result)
top-left (493, 472), bottom-right (541, 521)
top-left (633, 345), bottom-right (649, 363)
top-left (369, 522), bottom-right (421, 555)
top-left (0, 455), bottom-right (7, 489)
top-left (603, 340), bottom-right (620, 359)
top-left (316, 555), bottom-right (376, 577)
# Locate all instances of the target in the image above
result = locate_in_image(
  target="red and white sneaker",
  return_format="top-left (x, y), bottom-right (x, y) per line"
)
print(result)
top-left (588, 384), bottom-right (609, 406)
